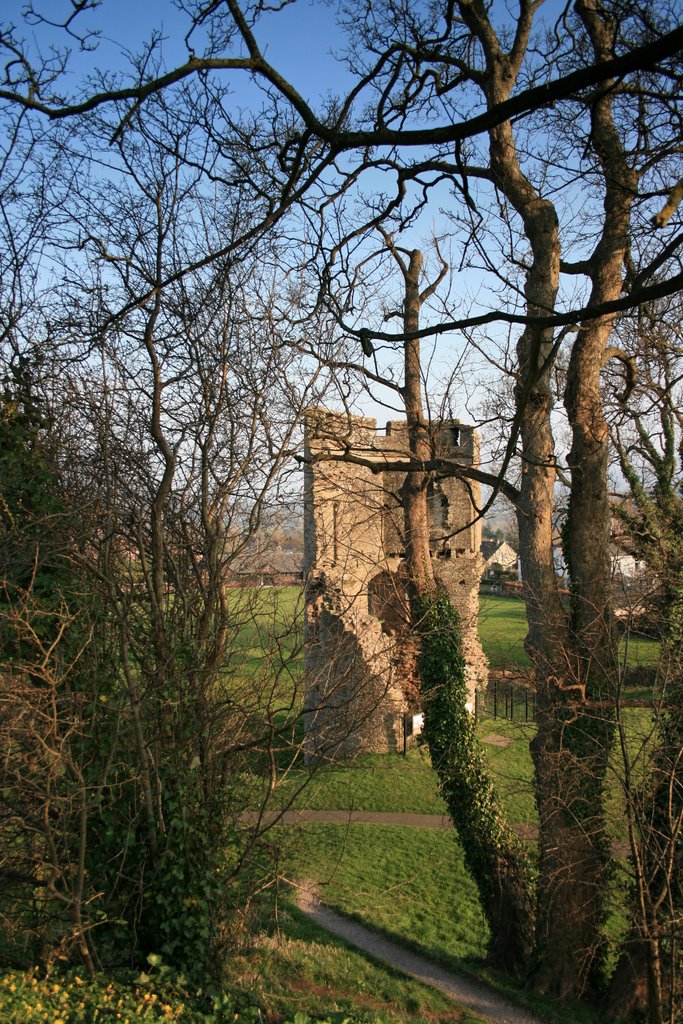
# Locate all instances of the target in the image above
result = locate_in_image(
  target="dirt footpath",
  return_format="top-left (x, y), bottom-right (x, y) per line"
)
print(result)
top-left (240, 808), bottom-right (540, 842)
top-left (295, 884), bottom-right (547, 1024)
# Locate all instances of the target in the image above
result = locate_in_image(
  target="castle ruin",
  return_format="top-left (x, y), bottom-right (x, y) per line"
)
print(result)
top-left (303, 409), bottom-right (487, 761)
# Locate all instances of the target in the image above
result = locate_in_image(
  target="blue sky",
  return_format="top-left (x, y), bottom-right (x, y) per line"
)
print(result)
top-left (2, 0), bottom-right (619, 437)
top-left (64, 0), bottom-right (518, 427)
top-left (13, 0), bottom-right (352, 105)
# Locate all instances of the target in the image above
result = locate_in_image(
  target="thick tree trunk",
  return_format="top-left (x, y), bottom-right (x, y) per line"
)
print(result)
top-left (546, 0), bottom-right (638, 1002)
top-left (565, 0), bottom-right (633, 667)
top-left (482, 76), bottom-right (599, 998)
top-left (461, 1), bottom-right (626, 992)
top-left (396, 245), bottom-right (534, 976)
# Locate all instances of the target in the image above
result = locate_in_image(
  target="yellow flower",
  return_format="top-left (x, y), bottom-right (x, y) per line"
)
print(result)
top-left (52, 984), bottom-right (60, 994)
top-left (73, 976), bottom-right (83, 986)
top-left (162, 1004), bottom-right (174, 1018)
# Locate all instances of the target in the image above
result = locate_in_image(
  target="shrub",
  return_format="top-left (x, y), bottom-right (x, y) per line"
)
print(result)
top-left (0, 967), bottom-right (385, 1024)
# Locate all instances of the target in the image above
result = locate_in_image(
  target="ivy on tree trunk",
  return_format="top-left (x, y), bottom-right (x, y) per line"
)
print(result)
top-left (415, 591), bottom-right (535, 976)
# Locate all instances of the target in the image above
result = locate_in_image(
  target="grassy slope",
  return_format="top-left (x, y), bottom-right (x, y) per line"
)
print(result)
top-left (282, 825), bottom-right (488, 964)
top-left (3, 591), bottom-right (655, 1024)
top-left (233, 592), bottom-right (526, 1020)
top-left (264, 594), bottom-right (658, 1024)
top-left (230, 912), bottom-right (485, 1024)
top-left (274, 717), bottom-right (536, 825)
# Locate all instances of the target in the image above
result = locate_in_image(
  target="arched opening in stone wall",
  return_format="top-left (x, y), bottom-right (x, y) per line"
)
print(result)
top-left (367, 569), bottom-right (419, 710)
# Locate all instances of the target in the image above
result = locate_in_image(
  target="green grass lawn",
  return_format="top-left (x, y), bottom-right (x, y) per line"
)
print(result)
top-left (226, 588), bottom-right (664, 1024)
top-left (478, 595), bottom-right (530, 667)
top-left (251, 587), bottom-right (658, 893)
top-left (230, 586), bottom-right (305, 683)
top-left (259, 584), bottom-right (656, 1024)
top-left (274, 819), bottom-right (601, 1024)
top-left (282, 824), bottom-right (488, 965)
top-left (227, 911), bottom-right (486, 1024)
top-left (478, 594), bottom-right (661, 672)
top-left (274, 716), bottom-right (537, 826)
top-left (5, 587), bottom-right (652, 1024)
top-left (274, 749), bottom-right (445, 814)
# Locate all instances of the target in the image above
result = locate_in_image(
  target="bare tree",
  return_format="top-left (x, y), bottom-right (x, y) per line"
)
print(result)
top-left (0, 96), bottom-right (329, 975)
top-left (602, 295), bottom-right (683, 1022)
top-left (373, 235), bottom-right (536, 974)
top-left (0, 0), bottom-right (682, 1012)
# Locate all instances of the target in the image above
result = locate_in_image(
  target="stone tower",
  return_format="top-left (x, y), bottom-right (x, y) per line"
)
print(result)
top-left (303, 408), bottom-right (487, 761)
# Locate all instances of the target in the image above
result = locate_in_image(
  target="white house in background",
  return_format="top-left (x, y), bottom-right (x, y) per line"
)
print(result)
top-left (610, 545), bottom-right (646, 580)
top-left (552, 543), bottom-right (645, 583)
top-left (480, 539), bottom-right (518, 575)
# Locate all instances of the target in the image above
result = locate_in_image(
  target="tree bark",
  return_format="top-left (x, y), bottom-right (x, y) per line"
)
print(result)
top-left (391, 241), bottom-right (535, 976)
top-left (456, 0), bottom-right (623, 994)
top-left (533, 0), bottom-right (638, 998)
top-left (401, 248), bottom-right (436, 599)
top-left (609, 329), bottom-right (683, 1023)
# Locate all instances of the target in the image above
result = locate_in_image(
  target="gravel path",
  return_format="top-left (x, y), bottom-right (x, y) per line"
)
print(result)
top-left (296, 884), bottom-right (546, 1024)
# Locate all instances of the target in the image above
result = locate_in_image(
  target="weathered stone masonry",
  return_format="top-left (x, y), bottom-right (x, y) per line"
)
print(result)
top-left (303, 409), bottom-right (488, 761)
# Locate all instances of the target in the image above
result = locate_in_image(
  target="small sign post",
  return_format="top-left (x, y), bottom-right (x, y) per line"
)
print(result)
top-left (403, 712), bottom-right (425, 756)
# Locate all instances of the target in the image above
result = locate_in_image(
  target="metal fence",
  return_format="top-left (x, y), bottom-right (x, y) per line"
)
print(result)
top-left (475, 678), bottom-right (536, 722)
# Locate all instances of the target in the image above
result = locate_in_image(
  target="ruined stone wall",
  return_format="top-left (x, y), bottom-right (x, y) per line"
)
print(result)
top-left (303, 408), bottom-right (487, 761)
